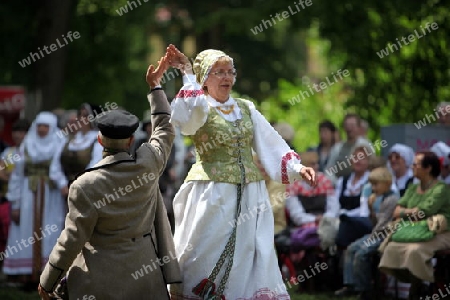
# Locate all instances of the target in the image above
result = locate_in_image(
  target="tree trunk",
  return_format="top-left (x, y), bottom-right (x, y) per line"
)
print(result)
top-left (34, 0), bottom-right (75, 111)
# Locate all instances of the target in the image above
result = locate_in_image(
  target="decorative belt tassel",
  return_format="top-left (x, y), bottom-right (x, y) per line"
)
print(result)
top-left (192, 279), bottom-right (215, 297)
top-left (192, 279), bottom-right (226, 300)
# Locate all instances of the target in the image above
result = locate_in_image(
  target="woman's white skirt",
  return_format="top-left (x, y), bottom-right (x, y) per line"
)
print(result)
top-left (3, 179), bottom-right (65, 275)
top-left (170, 180), bottom-right (290, 299)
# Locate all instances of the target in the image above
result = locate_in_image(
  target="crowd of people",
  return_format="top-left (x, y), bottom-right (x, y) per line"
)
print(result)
top-left (0, 44), bottom-right (448, 300)
top-left (273, 110), bottom-right (450, 300)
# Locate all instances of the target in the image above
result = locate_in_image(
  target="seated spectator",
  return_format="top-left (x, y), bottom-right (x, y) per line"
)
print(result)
top-left (379, 152), bottom-right (450, 300)
top-left (325, 113), bottom-right (370, 182)
top-left (308, 120), bottom-right (338, 172)
top-left (430, 141), bottom-right (450, 184)
top-left (254, 154), bottom-right (287, 237)
top-left (273, 122), bottom-right (296, 152)
top-left (335, 167), bottom-right (399, 300)
top-left (388, 143), bottom-right (416, 196)
top-left (436, 102), bottom-right (450, 126)
top-left (285, 151), bottom-right (335, 250)
top-left (333, 143), bottom-right (373, 248)
top-left (359, 155), bottom-right (397, 218)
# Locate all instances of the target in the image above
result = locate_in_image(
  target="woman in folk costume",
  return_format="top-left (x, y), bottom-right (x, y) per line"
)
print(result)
top-left (50, 103), bottom-right (103, 195)
top-left (0, 119), bottom-right (30, 281)
top-left (387, 143), bottom-right (416, 196)
top-left (430, 141), bottom-right (450, 184)
top-left (166, 44), bottom-right (316, 300)
top-left (285, 151), bottom-right (336, 249)
top-left (3, 112), bottom-right (66, 286)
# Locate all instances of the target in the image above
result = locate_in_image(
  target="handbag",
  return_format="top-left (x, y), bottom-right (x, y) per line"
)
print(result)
top-left (290, 226), bottom-right (320, 250)
top-left (317, 217), bottom-right (340, 250)
top-left (391, 219), bottom-right (435, 243)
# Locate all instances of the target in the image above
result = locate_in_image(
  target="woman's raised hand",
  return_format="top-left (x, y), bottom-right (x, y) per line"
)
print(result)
top-left (166, 44), bottom-right (193, 74)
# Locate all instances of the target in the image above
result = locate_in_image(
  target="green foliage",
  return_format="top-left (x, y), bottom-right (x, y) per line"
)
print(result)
top-left (260, 76), bottom-right (348, 152)
top-left (1, 0), bottom-right (449, 133)
top-left (307, 0), bottom-right (450, 135)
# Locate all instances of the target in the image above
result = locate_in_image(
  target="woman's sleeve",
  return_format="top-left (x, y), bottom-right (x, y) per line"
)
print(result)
top-left (323, 175), bottom-right (339, 218)
top-left (416, 184), bottom-right (449, 216)
top-left (249, 101), bottom-right (303, 184)
top-left (285, 196), bottom-right (315, 226)
top-left (359, 183), bottom-right (372, 217)
top-left (373, 194), bottom-right (399, 233)
top-left (87, 141), bottom-right (103, 169)
top-left (49, 142), bottom-right (68, 190)
top-left (332, 177), bottom-right (343, 216)
top-left (169, 74), bottom-right (210, 136)
top-left (397, 183), bottom-right (416, 208)
top-left (6, 147), bottom-right (25, 210)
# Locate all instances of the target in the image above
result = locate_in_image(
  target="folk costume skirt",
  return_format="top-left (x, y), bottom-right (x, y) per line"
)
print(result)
top-left (170, 180), bottom-right (290, 299)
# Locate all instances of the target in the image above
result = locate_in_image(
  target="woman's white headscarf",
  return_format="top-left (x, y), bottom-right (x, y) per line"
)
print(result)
top-left (430, 141), bottom-right (450, 166)
top-left (388, 143), bottom-right (415, 168)
top-left (23, 112), bottom-right (62, 162)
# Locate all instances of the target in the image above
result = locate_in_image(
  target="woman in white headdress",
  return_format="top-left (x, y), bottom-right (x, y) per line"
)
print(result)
top-left (430, 141), bottom-right (450, 184)
top-left (166, 45), bottom-right (316, 299)
top-left (50, 103), bottom-right (103, 193)
top-left (3, 112), bottom-right (67, 287)
top-left (387, 143), bottom-right (416, 196)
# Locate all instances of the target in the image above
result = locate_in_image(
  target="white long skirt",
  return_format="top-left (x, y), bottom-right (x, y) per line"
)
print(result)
top-left (2, 178), bottom-right (65, 275)
top-left (170, 180), bottom-right (290, 299)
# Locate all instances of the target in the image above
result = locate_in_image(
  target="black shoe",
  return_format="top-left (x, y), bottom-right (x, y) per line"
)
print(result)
top-left (334, 286), bottom-right (358, 297)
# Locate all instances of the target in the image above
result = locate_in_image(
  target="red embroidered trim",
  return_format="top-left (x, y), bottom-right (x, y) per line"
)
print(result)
top-left (170, 288), bottom-right (290, 300)
top-left (176, 90), bottom-right (204, 98)
top-left (281, 152), bottom-right (300, 184)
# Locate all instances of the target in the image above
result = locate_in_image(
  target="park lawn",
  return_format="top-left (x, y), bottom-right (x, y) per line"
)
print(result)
top-left (0, 286), bottom-right (362, 300)
top-left (0, 287), bottom-right (40, 300)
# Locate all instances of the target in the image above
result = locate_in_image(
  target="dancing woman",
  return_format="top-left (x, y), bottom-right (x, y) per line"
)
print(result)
top-left (167, 45), bottom-right (316, 299)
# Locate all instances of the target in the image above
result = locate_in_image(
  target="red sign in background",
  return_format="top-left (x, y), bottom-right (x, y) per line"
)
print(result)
top-left (0, 86), bottom-right (26, 146)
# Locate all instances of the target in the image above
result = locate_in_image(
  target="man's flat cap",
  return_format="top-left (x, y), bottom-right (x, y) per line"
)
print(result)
top-left (96, 109), bottom-right (139, 139)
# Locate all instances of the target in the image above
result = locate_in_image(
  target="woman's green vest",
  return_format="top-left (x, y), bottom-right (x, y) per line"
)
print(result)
top-left (185, 99), bottom-right (263, 184)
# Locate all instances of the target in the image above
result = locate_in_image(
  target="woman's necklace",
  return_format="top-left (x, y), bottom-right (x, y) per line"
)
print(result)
top-left (420, 179), bottom-right (436, 192)
top-left (216, 105), bottom-right (234, 115)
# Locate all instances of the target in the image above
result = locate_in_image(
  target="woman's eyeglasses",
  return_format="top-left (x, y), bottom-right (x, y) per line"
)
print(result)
top-left (210, 70), bottom-right (237, 78)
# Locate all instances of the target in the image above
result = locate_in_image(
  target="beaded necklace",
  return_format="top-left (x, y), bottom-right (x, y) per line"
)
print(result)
top-left (216, 105), bottom-right (234, 115)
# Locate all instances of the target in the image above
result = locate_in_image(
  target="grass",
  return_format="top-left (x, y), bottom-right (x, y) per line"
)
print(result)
top-left (0, 286), bottom-right (393, 300)
top-left (0, 288), bottom-right (40, 300)
top-left (289, 290), bottom-right (355, 300)
top-left (0, 287), bottom-right (357, 300)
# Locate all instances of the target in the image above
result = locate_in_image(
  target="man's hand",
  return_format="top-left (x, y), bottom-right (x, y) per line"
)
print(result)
top-left (38, 284), bottom-right (51, 300)
top-left (61, 186), bottom-right (69, 198)
top-left (146, 55), bottom-right (169, 89)
top-left (300, 167), bottom-right (317, 187)
top-left (166, 44), bottom-right (193, 74)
